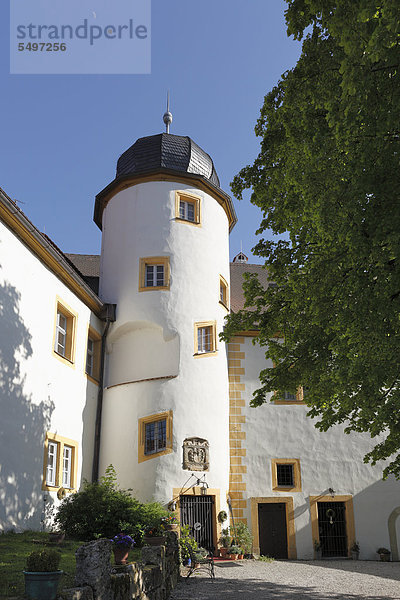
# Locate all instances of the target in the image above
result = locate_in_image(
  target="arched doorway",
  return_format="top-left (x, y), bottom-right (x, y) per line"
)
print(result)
top-left (388, 506), bottom-right (400, 561)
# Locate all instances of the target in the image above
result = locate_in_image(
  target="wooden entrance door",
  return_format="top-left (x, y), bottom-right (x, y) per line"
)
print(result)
top-left (258, 502), bottom-right (288, 558)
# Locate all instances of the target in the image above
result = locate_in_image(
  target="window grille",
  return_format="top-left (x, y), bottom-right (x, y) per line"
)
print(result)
top-left (145, 419), bottom-right (167, 455)
top-left (276, 463), bottom-right (294, 487)
top-left (145, 264), bottom-right (164, 287)
top-left (197, 326), bottom-right (212, 353)
top-left (284, 391), bottom-right (297, 402)
top-left (179, 200), bottom-right (195, 222)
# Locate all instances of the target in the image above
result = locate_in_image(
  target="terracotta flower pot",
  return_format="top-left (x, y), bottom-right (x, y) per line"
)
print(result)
top-left (230, 554), bottom-right (238, 560)
top-left (238, 554), bottom-right (244, 560)
top-left (113, 547), bottom-right (130, 565)
top-left (163, 524), bottom-right (178, 531)
top-left (219, 547), bottom-right (228, 558)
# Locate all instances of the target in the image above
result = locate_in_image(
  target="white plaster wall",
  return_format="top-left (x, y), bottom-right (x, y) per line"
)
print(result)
top-left (99, 181), bottom-right (230, 509)
top-left (0, 220), bottom-right (101, 530)
top-left (240, 337), bottom-right (400, 560)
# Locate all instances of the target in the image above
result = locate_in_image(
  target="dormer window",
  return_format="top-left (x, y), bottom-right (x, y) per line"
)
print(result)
top-left (232, 251), bottom-right (249, 263)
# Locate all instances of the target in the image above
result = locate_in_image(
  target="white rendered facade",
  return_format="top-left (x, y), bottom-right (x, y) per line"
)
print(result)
top-left (1, 130), bottom-right (400, 561)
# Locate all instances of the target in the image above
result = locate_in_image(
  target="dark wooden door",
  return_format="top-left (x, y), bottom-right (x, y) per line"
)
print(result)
top-left (317, 501), bottom-right (347, 557)
top-left (258, 502), bottom-right (288, 558)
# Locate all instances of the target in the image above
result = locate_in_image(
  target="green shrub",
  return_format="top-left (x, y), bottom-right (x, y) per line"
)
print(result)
top-left (26, 549), bottom-right (61, 572)
top-left (55, 465), bottom-right (168, 542)
top-left (179, 524), bottom-right (198, 562)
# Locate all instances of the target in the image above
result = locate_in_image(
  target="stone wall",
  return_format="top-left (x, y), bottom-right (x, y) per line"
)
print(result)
top-left (60, 532), bottom-right (180, 600)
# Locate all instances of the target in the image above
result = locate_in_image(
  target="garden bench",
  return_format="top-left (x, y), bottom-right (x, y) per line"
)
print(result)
top-left (181, 542), bottom-right (215, 581)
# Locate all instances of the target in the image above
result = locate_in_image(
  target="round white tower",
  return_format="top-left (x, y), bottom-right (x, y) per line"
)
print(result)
top-left (94, 130), bottom-right (236, 550)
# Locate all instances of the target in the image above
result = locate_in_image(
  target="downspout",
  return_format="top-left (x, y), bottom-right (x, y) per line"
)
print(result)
top-left (92, 303), bottom-right (116, 482)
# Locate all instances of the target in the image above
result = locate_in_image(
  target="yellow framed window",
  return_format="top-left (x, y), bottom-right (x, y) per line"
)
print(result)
top-left (194, 321), bottom-right (217, 356)
top-left (138, 411), bottom-right (173, 463)
top-left (53, 298), bottom-right (77, 364)
top-left (139, 257), bottom-right (170, 292)
top-left (219, 275), bottom-right (229, 309)
top-left (43, 433), bottom-right (78, 491)
top-left (271, 458), bottom-right (302, 492)
top-left (85, 327), bottom-right (101, 382)
top-left (175, 191), bottom-right (201, 225)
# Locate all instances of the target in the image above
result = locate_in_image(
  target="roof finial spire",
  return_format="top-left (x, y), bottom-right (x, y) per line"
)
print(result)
top-left (163, 91), bottom-right (173, 133)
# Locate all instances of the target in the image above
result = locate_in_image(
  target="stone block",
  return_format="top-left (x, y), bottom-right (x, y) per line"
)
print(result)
top-left (141, 545), bottom-right (165, 568)
top-left (74, 539), bottom-right (112, 600)
top-left (59, 586), bottom-right (94, 600)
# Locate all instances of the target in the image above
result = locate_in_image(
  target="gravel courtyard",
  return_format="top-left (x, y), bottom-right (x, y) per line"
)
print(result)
top-left (170, 560), bottom-right (400, 600)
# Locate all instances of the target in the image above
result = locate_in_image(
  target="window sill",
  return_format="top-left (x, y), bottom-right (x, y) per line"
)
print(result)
top-left (175, 217), bottom-right (201, 227)
top-left (138, 285), bottom-right (170, 292)
top-left (273, 400), bottom-right (305, 405)
top-left (138, 447), bottom-right (173, 463)
top-left (86, 373), bottom-right (100, 386)
top-left (193, 351), bottom-right (218, 358)
top-left (273, 486), bottom-right (302, 492)
top-left (52, 350), bottom-right (75, 368)
top-left (42, 483), bottom-right (76, 492)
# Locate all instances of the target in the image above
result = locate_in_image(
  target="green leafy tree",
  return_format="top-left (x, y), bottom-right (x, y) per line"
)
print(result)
top-left (224, 1), bottom-right (400, 478)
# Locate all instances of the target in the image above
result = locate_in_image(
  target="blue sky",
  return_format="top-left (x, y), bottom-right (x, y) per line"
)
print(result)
top-left (0, 0), bottom-right (302, 262)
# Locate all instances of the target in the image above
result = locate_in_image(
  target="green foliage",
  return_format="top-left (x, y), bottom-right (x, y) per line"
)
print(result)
top-left (178, 524), bottom-right (198, 562)
top-left (233, 521), bottom-right (253, 554)
top-left (26, 548), bottom-right (61, 572)
top-left (55, 465), bottom-right (168, 541)
top-left (259, 555), bottom-right (275, 562)
top-left (224, 0), bottom-right (400, 478)
top-left (229, 544), bottom-right (241, 554)
top-left (219, 527), bottom-right (231, 548)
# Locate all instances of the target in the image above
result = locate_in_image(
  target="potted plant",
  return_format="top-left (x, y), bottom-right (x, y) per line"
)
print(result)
top-left (238, 548), bottom-right (244, 560)
top-left (24, 548), bottom-right (62, 600)
top-left (350, 541), bottom-right (360, 560)
top-left (377, 547), bottom-right (391, 562)
top-left (314, 539), bottom-right (322, 560)
top-left (110, 533), bottom-right (135, 565)
top-left (161, 515), bottom-right (179, 531)
top-left (229, 544), bottom-right (241, 560)
top-left (143, 522), bottom-right (166, 546)
top-left (179, 524), bottom-right (198, 565)
top-left (219, 527), bottom-right (231, 558)
top-left (234, 522), bottom-right (253, 558)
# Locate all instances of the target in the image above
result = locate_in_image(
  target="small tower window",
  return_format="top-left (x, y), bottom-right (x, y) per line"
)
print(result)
top-left (175, 191), bottom-right (201, 225)
top-left (180, 200), bottom-right (195, 222)
top-left (219, 275), bottom-right (229, 309)
top-left (145, 264), bottom-right (165, 287)
top-left (139, 257), bottom-right (170, 292)
top-left (138, 411), bottom-right (173, 463)
top-left (194, 321), bottom-right (217, 356)
top-left (145, 419), bottom-right (167, 455)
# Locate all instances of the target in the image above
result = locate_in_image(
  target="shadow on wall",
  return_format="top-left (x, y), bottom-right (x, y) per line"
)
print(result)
top-left (0, 278), bottom-right (54, 530)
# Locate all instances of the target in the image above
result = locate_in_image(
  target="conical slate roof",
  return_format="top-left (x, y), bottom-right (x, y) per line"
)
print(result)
top-left (116, 133), bottom-right (220, 188)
